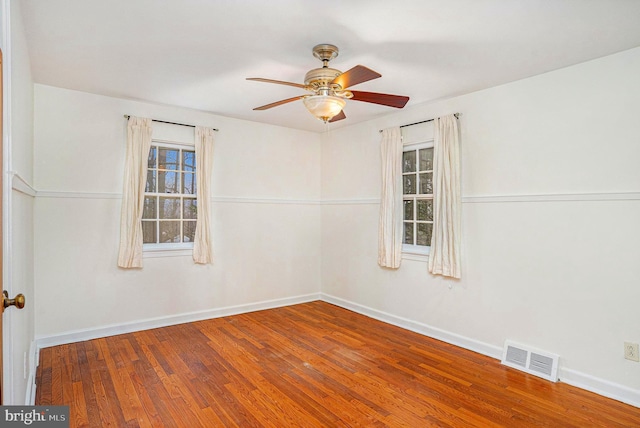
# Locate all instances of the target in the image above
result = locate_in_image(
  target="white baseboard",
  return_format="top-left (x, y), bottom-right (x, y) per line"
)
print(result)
top-left (559, 367), bottom-right (640, 408)
top-left (320, 293), bottom-right (640, 409)
top-left (321, 293), bottom-right (503, 359)
top-left (31, 292), bottom-right (639, 409)
top-left (30, 293), bottom-right (318, 406)
top-left (35, 293), bottom-right (321, 349)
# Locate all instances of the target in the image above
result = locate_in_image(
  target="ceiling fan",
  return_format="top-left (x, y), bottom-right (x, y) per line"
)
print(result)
top-left (247, 44), bottom-right (410, 123)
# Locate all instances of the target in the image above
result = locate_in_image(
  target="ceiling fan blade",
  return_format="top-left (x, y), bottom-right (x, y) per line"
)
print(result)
top-left (246, 78), bottom-right (306, 89)
top-left (350, 91), bottom-right (409, 108)
top-left (253, 96), bottom-right (305, 111)
top-left (331, 65), bottom-right (381, 89)
top-left (328, 110), bottom-right (346, 123)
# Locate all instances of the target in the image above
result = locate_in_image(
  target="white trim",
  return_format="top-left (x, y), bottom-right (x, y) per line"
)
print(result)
top-left (402, 252), bottom-right (429, 262)
top-left (151, 138), bottom-right (194, 148)
top-left (212, 196), bottom-right (321, 205)
top-left (2, 0), bottom-right (16, 405)
top-left (321, 198), bottom-right (379, 205)
top-left (12, 190), bottom-right (640, 204)
top-left (320, 293), bottom-right (503, 359)
top-left (37, 190), bottom-right (121, 199)
top-left (323, 192), bottom-right (640, 204)
top-left (402, 244), bottom-right (430, 256)
top-left (35, 293), bottom-right (321, 349)
top-left (462, 192), bottom-right (640, 203)
top-left (35, 192), bottom-right (323, 205)
top-left (403, 139), bottom-right (434, 148)
top-left (559, 367), bottom-right (640, 408)
top-left (143, 248), bottom-right (193, 258)
top-left (323, 192), bottom-right (640, 205)
top-left (25, 341), bottom-right (37, 405)
top-left (30, 292), bottom-right (640, 409)
top-left (9, 172), bottom-right (36, 197)
top-left (34, 191), bottom-right (323, 205)
top-left (143, 243), bottom-right (194, 252)
top-left (320, 293), bottom-right (640, 409)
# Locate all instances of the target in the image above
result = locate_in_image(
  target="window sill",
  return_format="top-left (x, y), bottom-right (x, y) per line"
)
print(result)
top-left (402, 252), bottom-right (429, 262)
top-left (143, 244), bottom-right (193, 258)
top-left (402, 244), bottom-right (430, 262)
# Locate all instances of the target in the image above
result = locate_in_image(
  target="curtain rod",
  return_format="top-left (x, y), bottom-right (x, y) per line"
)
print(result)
top-left (124, 115), bottom-right (219, 131)
top-left (379, 113), bottom-right (459, 133)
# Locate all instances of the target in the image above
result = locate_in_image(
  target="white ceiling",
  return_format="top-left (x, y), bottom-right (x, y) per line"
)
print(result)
top-left (19, 0), bottom-right (640, 132)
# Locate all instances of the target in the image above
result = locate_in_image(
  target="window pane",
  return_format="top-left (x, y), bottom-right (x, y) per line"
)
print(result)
top-left (183, 199), bottom-right (197, 219)
top-left (417, 223), bottom-right (433, 246)
top-left (144, 145), bottom-right (200, 249)
top-left (142, 221), bottom-right (157, 244)
top-left (417, 199), bottom-right (433, 221)
top-left (158, 148), bottom-right (179, 170)
top-left (183, 151), bottom-right (196, 172)
top-left (419, 148), bottom-right (433, 171)
top-left (183, 221), bottom-right (196, 243)
top-left (159, 221), bottom-right (181, 243)
top-left (158, 171), bottom-right (178, 193)
top-left (145, 170), bottom-right (156, 193)
top-left (403, 222), bottom-right (414, 245)
top-left (182, 172), bottom-right (196, 194)
top-left (402, 151), bottom-right (416, 173)
top-left (143, 196), bottom-right (157, 219)
top-left (403, 200), bottom-right (414, 220)
top-left (148, 147), bottom-right (157, 169)
top-left (159, 197), bottom-right (181, 219)
top-left (403, 174), bottom-right (416, 195)
top-left (419, 172), bottom-right (433, 194)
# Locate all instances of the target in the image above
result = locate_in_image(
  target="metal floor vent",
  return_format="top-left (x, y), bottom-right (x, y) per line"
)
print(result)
top-left (501, 340), bottom-right (559, 382)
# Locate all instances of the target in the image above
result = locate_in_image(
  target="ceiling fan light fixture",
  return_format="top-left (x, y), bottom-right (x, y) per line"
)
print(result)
top-left (303, 95), bottom-right (346, 123)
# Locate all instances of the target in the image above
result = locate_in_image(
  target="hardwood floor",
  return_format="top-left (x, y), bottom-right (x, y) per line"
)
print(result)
top-left (36, 301), bottom-right (640, 427)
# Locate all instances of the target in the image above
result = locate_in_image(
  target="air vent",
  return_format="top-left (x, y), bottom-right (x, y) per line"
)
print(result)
top-left (505, 345), bottom-right (528, 367)
top-left (501, 340), bottom-right (559, 382)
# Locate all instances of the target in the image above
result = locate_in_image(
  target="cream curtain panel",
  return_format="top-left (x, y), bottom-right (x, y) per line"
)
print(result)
top-left (428, 114), bottom-right (462, 278)
top-left (117, 116), bottom-right (153, 268)
top-left (193, 126), bottom-right (215, 264)
top-left (377, 127), bottom-right (403, 268)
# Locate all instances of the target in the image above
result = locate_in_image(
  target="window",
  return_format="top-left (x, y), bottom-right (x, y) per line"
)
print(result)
top-left (142, 142), bottom-right (197, 250)
top-left (402, 142), bottom-right (434, 254)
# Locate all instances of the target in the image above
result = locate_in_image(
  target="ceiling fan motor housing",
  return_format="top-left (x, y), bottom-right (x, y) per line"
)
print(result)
top-left (304, 67), bottom-right (343, 92)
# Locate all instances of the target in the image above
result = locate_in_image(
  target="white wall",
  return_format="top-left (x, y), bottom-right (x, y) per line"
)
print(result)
top-left (321, 47), bottom-right (640, 404)
top-left (33, 85), bottom-right (322, 338)
top-left (3, 0), bottom-right (36, 404)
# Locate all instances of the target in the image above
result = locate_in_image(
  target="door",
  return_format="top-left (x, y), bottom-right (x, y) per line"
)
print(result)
top-left (0, 47), bottom-right (26, 406)
top-left (0, 47), bottom-right (4, 405)
top-left (0, 46), bottom-right (4, 405)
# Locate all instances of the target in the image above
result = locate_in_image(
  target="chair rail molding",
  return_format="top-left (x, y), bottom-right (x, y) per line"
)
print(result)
top-left (9, 171), bottom-right (36, 197)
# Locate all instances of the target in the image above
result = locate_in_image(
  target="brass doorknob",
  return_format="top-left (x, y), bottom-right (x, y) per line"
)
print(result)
top-left (3, 291), bottom-right (25, 311)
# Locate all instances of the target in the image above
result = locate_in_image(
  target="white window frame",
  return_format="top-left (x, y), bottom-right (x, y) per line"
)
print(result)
top-left (402, 139), bottom-right (434, 259)
top-left (143, 139), bottom-right (196, 258)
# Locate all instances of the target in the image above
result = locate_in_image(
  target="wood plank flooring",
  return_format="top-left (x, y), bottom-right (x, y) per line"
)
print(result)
top-left (36, 301), bottom-right (640, 427)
